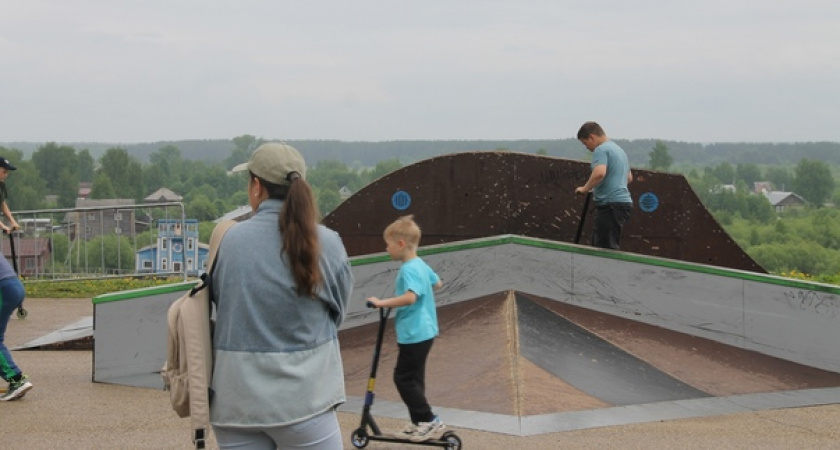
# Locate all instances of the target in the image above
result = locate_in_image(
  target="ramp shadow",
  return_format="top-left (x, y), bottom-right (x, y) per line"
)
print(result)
top-left (516, 294), bottom-right (711, 406)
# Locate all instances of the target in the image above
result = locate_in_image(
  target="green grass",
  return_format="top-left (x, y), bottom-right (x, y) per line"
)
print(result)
top-left (23, 277), bottom-right (190, 298)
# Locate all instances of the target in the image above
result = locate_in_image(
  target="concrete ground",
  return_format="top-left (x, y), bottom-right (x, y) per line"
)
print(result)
top-left (4, 297), bottom-right (840, 449)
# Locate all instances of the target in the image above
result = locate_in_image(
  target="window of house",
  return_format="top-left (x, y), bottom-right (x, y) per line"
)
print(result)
top-left (187, 258), bottom-right (193, 270)
top-left (173, 262), bottom-right (182, 273)
top-left (161, 259), bottom-right (168, 271)
top-left (142, 260), bottom-right (153, 269)
top-left (187, 238), bottom-right (194, 251)
top-left (161, 237), bottom-right (168, 250)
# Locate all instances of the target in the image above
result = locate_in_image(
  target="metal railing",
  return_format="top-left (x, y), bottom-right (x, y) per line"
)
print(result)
top-left (2, 202), bottom-right (189, 283)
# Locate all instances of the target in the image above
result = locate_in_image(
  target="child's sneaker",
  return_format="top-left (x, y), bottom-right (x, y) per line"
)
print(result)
top-left (395, 422), bottom-right (419, 439)
top-left (409, 416), bottom-right (445, 442)
top-left (1, 374), bottom-right (33, 401)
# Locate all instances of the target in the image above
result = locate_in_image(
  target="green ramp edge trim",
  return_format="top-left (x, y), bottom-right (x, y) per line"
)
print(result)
top-left (92, 281), bottom-right (198, 304)
top-left (350, 234), bottom-right (840, 295)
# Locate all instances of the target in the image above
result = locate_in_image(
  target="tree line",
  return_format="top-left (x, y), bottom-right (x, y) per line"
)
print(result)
top-left (649, 141), bottom-right (839, 283)
top-left (2, 137), bottom-right (839, 283)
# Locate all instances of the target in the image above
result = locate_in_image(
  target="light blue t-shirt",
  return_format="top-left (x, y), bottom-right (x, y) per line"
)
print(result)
top-left (394, 257), bottom-right (440, 344)
top-left (591, 140), bottom-right (632, 205)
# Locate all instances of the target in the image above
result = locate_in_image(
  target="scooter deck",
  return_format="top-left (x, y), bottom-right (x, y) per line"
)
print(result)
top-left (365, 432), bottom-right (458, 448)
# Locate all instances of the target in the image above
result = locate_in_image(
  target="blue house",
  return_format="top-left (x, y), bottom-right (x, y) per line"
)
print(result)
top-left (135, 219), bottom-right (209, 276)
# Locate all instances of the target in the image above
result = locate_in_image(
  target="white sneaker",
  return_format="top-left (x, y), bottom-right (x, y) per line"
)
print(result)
top-left (395, 422), bottom-right (419, 439)
top-left (409, 416), bottom-right (445, 442)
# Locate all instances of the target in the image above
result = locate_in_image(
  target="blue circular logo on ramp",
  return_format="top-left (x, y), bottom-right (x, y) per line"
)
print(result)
top-left (639, 192), bottom-right (659, 213)
top-left (391, 190), bottom-right (411, 210)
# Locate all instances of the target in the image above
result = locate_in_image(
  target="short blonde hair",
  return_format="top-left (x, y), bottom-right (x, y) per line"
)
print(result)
top-left (384, 215), bottom-right (421, 249)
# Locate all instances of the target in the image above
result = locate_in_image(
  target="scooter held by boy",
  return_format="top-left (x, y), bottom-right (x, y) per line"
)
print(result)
top-left (350, 302), bottom-right (462, 449)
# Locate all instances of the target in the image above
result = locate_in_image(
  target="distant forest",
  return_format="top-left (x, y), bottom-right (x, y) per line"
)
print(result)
top-left (5, 139), bottom-right (840, 169)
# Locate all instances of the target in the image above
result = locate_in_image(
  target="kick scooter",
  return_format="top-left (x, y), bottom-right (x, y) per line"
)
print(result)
top-left (350, 303), bottom-right (462, 449)
top-left (7, 230), bottom-right (27, 319)
top-left (574, 191), bottom-right (592, 244)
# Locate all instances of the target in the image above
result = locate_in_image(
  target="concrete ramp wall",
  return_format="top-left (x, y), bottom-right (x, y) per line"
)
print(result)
top-left (92, 282), bottom-right (196, 388)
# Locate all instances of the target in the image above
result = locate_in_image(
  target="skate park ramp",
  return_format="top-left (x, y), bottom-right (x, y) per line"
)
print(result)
top-left (336, 233), bottom-right (840, 436)
top-left (14, 316), bottom-right (93, 350)
top-left (338, 291), bottom-right (840, 436)
top-left (85, 233), bottom-right (840, 436)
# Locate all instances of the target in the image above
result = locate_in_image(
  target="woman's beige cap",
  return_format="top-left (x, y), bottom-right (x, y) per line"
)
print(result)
top-left (232, 142), bottom-right (306, 185)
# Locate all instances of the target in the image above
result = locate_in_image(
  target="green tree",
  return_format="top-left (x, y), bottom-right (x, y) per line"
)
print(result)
top-left (735, 164), bottom-right (762, 190)
top-left (198, 221), bottom-right (217, 244)
top-left (793, 158), bottom-right (835, 206)
top-left (186, 194), bottom-right (218, 221)
top-left (85, 234), bottom-right (136, 274)
top-left (31, 143), bottom-right (78, 192)
top-left (99, 148), bottom-right (145, 200)
top-left (90, 173), bottom-right (116, 199)
top-left (811, 208), bottom-right (840, 250)
top-left (56, 168), bottom-right (80, 208)
top-left (648, 141), bottom-right (673, 171)
top-left (146, 144), bottom-right (184, 191)
top-left (77, 149), bottom-right (95, 182)
top-left (308, 160), bottom-right (362, 192)
top-left (50, 233), bottom-right (70, 263)
top-left (225, 135), bottom-right (264, 170)
top-left (317, 187), bottom-right (342, 217)
top-left (3, 157), bottom-right (47, 210)
top-left (364, 158), bottom-right (403, 183)
top-left (710, 162), bottom-right (735, 185)
top-left (766, 166), bottom-right (793, 191)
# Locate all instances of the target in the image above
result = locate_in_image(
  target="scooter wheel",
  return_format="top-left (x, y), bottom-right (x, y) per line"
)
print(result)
top-left (350, 428), bottom-right (369, 448)
top-left (441, 431), bottom-right (462, 450)
top-left (16, 307), bottom-right (27, 319)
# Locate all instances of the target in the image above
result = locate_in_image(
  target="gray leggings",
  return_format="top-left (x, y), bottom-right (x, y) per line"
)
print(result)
top-left (213, 409), bottom-right (342, 450)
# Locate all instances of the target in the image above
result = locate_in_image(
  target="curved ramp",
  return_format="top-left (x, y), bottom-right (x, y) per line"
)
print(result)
top-left (324, 151), bottom-right (764, 272)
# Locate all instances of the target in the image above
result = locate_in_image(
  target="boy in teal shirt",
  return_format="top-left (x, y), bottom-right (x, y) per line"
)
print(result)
top-left (366, 215), bottom-right (445, 442)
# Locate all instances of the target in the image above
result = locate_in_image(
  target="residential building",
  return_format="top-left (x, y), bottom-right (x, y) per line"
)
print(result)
top-left (64, 199), bottom-right (142, 240)
top-left (144, 187), bottom-right (183, 203)
top-left (135, 218), bottom-right (209, 276)
top-left (1, 237), bottom-right (51, 277)
top-left (762, 191), bottom-right (808, 213)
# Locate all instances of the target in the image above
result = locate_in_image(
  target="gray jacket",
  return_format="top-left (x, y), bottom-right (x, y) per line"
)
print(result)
top-left (210, 200), bottom-right (353, 427)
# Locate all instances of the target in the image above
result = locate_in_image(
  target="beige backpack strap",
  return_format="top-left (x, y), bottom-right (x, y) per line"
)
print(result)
top-left (206, 219), bottom-right (237, 274)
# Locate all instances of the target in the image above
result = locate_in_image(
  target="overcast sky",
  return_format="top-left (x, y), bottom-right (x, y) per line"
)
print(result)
top-left (1, 1), bottom-right (838, 144)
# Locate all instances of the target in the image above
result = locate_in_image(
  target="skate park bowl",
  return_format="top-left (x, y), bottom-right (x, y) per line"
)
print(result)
top-left (88, 236), bottom-right (840, 434)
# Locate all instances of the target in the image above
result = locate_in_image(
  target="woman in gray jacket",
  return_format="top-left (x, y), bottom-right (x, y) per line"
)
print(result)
top-left (211, 143), bottom-right (353, 449)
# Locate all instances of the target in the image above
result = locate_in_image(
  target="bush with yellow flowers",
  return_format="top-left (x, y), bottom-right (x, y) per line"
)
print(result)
top-left (23, 276), bottom-right (190, 298)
